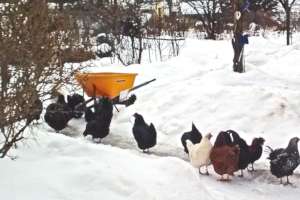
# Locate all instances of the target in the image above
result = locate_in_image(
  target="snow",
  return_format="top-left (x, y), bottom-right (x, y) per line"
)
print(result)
top-left (1, 33), bottom-right (300, 199)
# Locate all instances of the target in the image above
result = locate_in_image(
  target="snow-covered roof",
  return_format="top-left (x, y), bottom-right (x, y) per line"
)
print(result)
top-left (180, 2), bottom-right (204, 15)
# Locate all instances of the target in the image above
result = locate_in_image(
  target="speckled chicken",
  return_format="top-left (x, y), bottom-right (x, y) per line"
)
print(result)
top-left (267, 137), bottom-right (300, 184)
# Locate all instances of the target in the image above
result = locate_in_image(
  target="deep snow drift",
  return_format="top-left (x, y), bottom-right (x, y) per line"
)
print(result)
top-left (1, 33), bottom-right (300, 200)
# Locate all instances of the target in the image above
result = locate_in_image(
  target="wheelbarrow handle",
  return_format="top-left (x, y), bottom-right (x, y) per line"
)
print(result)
top-left (129, 78), bottom-right (156, 92)
top-left (112, 78), bottom-right (156, 103)
top-left (74, 97), bottom-right (94, 110)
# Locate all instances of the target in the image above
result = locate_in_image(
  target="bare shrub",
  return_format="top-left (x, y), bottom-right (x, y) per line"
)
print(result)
top-left (0, 0), bottom-right (84, 157)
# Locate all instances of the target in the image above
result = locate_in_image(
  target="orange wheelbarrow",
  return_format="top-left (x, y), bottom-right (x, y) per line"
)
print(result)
top-left (75, 72), bottom-right (156, 111)
top-left (75, 72), bottom-right (138, 99)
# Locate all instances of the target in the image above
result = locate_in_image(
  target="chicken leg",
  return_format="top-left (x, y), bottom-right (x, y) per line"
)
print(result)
top-left (284, 176), bottom-right (292, 185)
top-left (205, 166), bottom-right (209, 176)
top-left (238, 170), bottom-right (244, 177)
top-left (247, 163), bottom-right (254, 172)
top-left (218, 175), bottom-right (225, 181)
top-left (142, 149), bottom-right (150, 153)
top-left (199, 167), bottom-right (205, 175)
top-left (224, 174), bottom-right (230, 181)
top-left (199, 166), bottom-right (209, 176)
top-left (218, 174), bottom-right (230, 181)
top-left (94, 138), bottom-right (101, 143)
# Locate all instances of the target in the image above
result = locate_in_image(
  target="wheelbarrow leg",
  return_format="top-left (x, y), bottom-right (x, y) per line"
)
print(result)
top-left (93, 84), bottom-right (97, 109)
top-left (113, 104), bottom-right (120, 112)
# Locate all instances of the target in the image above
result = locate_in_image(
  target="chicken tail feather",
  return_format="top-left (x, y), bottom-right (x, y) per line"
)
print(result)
top-left (264, 145), bottom-right (273, 156)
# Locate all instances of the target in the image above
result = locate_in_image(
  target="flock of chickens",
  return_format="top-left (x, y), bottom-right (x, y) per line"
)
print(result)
top-left (43, 93), bottom-right (156, 150)
top-left (181, 124), bottom-right (300, 184)
top-left (40, 93), bottom-right (300, 185)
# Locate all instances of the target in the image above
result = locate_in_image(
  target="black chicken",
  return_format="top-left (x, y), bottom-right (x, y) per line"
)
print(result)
top-left (67, 93), bottom-right (85, 118)
top-left (26, 97), bottom-right (43, 125)
top-left (181, 123), bottom-right (202, 154)
top-left (132, 113), bottom-right (157, 153)
top-left (84, 100), bottom-right (103, 123)
top-left (267, 137), bottom-right (300, 184)
top-left (84, 107), bottom-right (96, 122)
top-left (227, 130), bottom-right (250, 177)
top-left (248, 137), bottom-right (265, 171)
top-left (44, 94), bottom-right (73, 132)
top-left (83, 98), bottom-right (113, 142)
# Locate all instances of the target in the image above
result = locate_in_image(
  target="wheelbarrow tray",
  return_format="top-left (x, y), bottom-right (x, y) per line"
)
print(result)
top-left (75, 72), bottom-right (138, 99)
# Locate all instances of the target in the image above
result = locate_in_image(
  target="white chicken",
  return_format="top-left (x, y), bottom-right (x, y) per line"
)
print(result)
top-left (186, 133), bottom-right (213, 175)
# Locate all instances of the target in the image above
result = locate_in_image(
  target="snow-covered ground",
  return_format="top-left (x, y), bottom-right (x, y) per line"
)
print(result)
top-left (1, 33), bottom-right (300, 199)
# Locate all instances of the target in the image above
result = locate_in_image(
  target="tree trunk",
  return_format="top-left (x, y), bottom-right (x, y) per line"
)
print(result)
top-left (131, 36), bottom-right (135, 64)
top-left (137, 36), bottom-right (143, 64)
top-left (286, 7), bottom-right (291, 45)
top-left (166, 0), bottom-right (173, 16)
top-left (232, 0), bottom-right (244, 73)
top-left (0, 61), bottom-right (9, 97)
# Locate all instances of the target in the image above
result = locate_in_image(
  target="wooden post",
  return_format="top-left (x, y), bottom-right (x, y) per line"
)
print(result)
top-left (232, 0), bottom-right (245, 73)
top-left (286, 6), bottom-right (291, 45)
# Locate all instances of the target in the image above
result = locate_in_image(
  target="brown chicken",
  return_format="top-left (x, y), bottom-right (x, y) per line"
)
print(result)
top-left (210, 131), bottom-right (240, 181)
